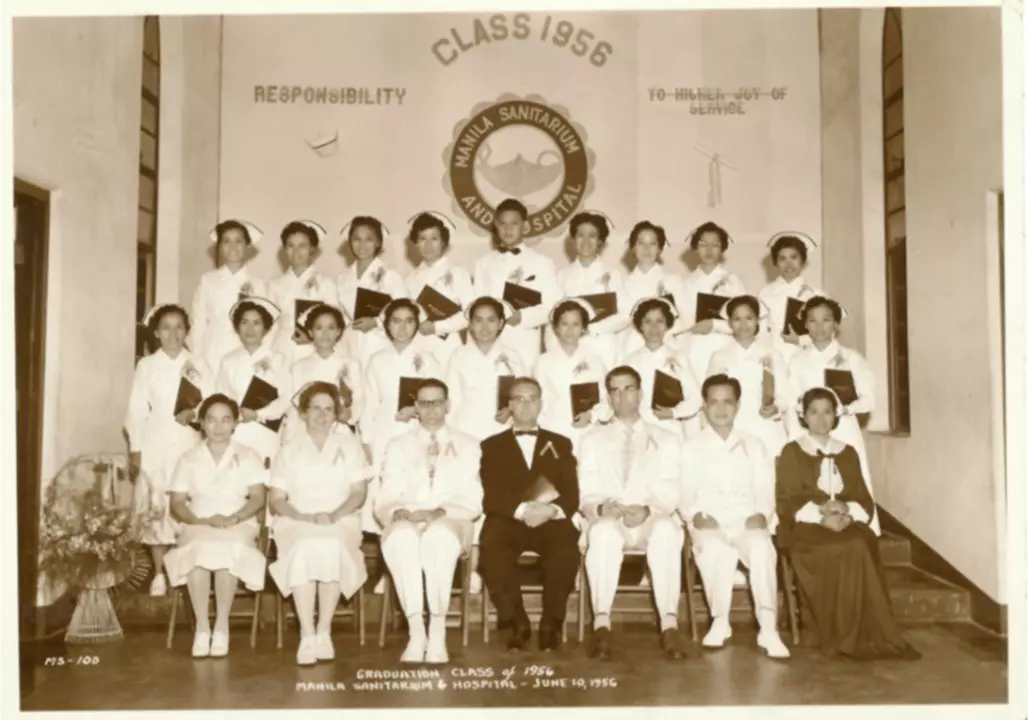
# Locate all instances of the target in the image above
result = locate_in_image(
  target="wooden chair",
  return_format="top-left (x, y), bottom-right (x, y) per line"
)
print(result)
top-left (377, 545), bottom-right (476, 648)
top-left (481, 550), bottom-right (586, 644)
top-left (779, 552), bottom-right (802, 645)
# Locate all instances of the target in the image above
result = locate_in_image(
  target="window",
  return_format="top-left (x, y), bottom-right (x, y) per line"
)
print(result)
top-left (136, 16), bottom-right (160, 360)
top-left (882, 8), bottom-right (910, 433)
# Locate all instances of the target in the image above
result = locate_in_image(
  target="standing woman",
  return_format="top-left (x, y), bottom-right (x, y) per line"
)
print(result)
top-left (284, 303), bottom-right (364, 443)
top-left (125, 304), bottom-right (214, 597)
top-left (788, 296), bottom-right (880, 534)
top-left (624, 297), bottom-right (703, 440)
top-left (164, 394), bottom-right (268, 658)
top-left (405, 211), bottom-right (476, 370)
top-left (546, 211), bottom-right (628, 368)
top-left (758, 232), bottom-right (823, 363)
top-left (337, 216), bottom-right (410, 371)
top-left (189, 220), bottom-right (269, 374)
top-left (446, 297), bottom-right (528, 441)
top-left (621, 221), bottom-right (688, 360)
top-left (216, 298), bottom-right (291, 467)
top-left (706, 295), bottom-right (790, 458)
top-left (677, 221), bottom-right (746, 382)
top-left (269, 382), bottom-right (370, 666)
top-left (268, 221), bottom-right (339, 365)
top-left (534, 299), bottom-right (611, 449)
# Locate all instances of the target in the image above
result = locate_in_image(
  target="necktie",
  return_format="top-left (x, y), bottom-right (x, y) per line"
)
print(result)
top-left (498, 246), bottom-right (522, 255)
top-left (621, 425), bottom-right (634, 487)
top-left (428, 432), bottom-right (440, 486)
top-left (514, 430), bottom-right (538, 437)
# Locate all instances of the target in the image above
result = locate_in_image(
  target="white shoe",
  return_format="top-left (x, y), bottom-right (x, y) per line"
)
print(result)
top-left (315, 632), bottom-right (335, 661)
top-left (702, 618), bottom-right (733, 648)
top-left (373, 576), bottom-right (386, 595)
top-left (149, 574), bottom-right (167, 597)
top-left (191, 631), bottom-right (211, 658)
top-left (209, 631), bottom-right (229, 657)
top-left (469, 572), bottom-right (483, 595)
top-left (757, 629), bottom-right (791, 659)
top-left (401, 633), bottom-right (427, 664)
top-left (297, 636), bottom-right (318, 666)
top-left (425, 621), bottom-right (449, 665)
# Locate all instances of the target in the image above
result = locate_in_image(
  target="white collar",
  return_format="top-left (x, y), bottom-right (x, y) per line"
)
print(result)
top-left (796, 433), bottom-right (846, 456)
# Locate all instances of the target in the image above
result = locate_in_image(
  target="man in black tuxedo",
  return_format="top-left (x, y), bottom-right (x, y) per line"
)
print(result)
top-left (479, 377), bottom-right (580, 652)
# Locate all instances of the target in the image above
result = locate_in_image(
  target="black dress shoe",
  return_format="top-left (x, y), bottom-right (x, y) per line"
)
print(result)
top-left (506, 624), bottom-right (531, 652)
top-left (589, 627), bottom-right (612, 660)
top-left (660, 629), bottom-right (687, 661)
top-left (538, 622), bottom-right (562, 652)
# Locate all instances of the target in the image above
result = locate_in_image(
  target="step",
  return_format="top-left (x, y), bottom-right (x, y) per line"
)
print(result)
top-left (878, 532), bottom-right (912, 565)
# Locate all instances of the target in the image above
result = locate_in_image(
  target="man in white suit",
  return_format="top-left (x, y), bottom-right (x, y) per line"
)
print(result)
top-left (578, 365), bottom-right (688, 661)
top-left (376, 378), bottom-right (484, 665)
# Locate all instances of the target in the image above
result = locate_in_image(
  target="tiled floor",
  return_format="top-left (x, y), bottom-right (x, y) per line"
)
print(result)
top-left (21, 622), bottom-right (1007, 710)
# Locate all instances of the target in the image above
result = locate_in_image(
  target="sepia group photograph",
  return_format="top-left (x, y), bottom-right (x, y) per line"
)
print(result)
top-left (2, 0), bottom-right (1025, 717)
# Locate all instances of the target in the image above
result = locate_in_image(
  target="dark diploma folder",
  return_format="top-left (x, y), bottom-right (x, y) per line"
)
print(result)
top-left (497, 375), bottom-right (516, 412)
top-left (416, 285), bottom-right (462, 322)
top-left (651, 370), bottom-right (685, 410)
top-left (523, 476), bottom-right (560, 504)
top-left (503, 282), bottom-right (542, 310)
top-left (397, 376), bottom-right (422, 412)
top-left (784, 296), bottom-right (808, 336)
top-left (577, 292), bottom-right (618, 323)
top-left (695, 292), bottom-right (728, 322)
top-left (354, 287), bottom-right (392, 320)
top-left (824, 368), bottom-right (858, 406)
top-left (294, 298), bottom-right (321, 335)
top-left (173, 377), bottom-right (204, 417)
top-left (241, 376), bottom-right (283, 434)
top-left (570, 381), bottom-right (600, 417)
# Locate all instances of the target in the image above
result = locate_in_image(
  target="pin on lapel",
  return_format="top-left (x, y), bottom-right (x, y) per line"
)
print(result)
top-left (444, 441), bottom-right (457, 458)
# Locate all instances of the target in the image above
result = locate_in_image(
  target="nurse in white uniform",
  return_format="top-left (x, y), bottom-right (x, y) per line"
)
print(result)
top-left (787, 296), bottom-right (880, 534)
top-left (757, 232), bottom-right (823, 364)
top-left (624, 297), bottom-right (703, 440)
top-left (621, 221), bottom-right (688, 360)
top-left (336, 216), bottom-right (410, 371)
top-left (405, 211), bottom-right (476, 370)
top-left (165, 394), bottom-right (268, 659)
top-left (534, 298), bottom-right (611, 449)
top-left (283, 303), bottom-right (364, 444)
top-left (706, 296), bottom-right (790, 458)
top-left (269, 381), bottom-right (370, 666)
top-left (125, 304), bottom-right (214, 596)
top-left (445, 296), bottom-right (528, 441)
top-left (545, 211), bottom-right (629, 368)
top-left (676, 221), bottom-right (746, 382)
top-left (188, 220), bottom-right (269, 375)
top-left (268, 220), bottom-right (339, 365)
top-left (216, 297), bottom-right (290, 466)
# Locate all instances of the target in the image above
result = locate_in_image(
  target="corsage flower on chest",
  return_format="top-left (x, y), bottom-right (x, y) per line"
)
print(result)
top-left (441, 270), bottom-right (454, 288)
top-left (304, 276), bottom-right (319, 295)
top-left (831, 351), bottom-right (847, 369)
top-left (371, 267), bottom-right (385, 288)
top-left (239, 281), bottom-right (254, 297)
top-left (182, 361), bottom-right (201, 383)
top-left (572, 360), bottom-right (590, 376)
top-left (412, 354), bottom-right (425, 373)
top-left (711, 275), bottom-right (731, 295)
top-left (496, 353), bottom-right (514, 375)
top-left (664, 357), bottom-right (680, 374)
top-left (254, 357), bottom-right (272, 376)
top-left (508, 267), bottom-right (525, 284)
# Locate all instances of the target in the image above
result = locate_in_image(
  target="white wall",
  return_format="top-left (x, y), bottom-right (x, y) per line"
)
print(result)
top-left (821, 7), bottom-right (1006, 600)
top-left (217, 11), bottom-right (822, 293)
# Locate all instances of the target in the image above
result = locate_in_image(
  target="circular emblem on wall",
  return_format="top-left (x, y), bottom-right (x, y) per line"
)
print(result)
top-left (442, 93), bottom-right (596, 241)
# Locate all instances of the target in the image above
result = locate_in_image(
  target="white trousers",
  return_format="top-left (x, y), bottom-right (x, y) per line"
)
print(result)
top-left (690, 527), bottom-right (778, 621)
top-left (584, 516), bottom-right (684, 621)
top-left (380, 520), bottom-right (462, 618)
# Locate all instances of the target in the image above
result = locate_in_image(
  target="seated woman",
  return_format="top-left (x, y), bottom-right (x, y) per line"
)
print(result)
top-left (164, 394), bottom-right (268, 659)
top-left (775, 387), bottom-right (920, 661)
top-left (268, 381), bottom-right (370, 666)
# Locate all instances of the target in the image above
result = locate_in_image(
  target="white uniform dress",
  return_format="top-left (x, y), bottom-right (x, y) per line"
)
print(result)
top-left (405, 257), bottom-right (476, 370)
top-left (757, 276), bottom-right (821, 364)
top-left (125, 349), bottom-right (214, 544)
top-left (473, 247), bottom-right (559, 368)
top-left (446, 342), bottom-right (527, 441)
top-left (163, 442), bottom-right (268, 591)
top-left (533, 344), bottom-right (611, 450)
top-left (188, 266), bottom-right (269, 374)
top-left (620, 264), bottom-right (689, 359)
top-left (376, 425), bottom-right (484, 618)
top-left (679, 427), bottom-right (778, 623)
top-left (216, 346), bottom-right (291, 464)
top-left (578, 419), bottom-right (684, 625)
top-left (283, 349), bottom-right (365, 444)
top-left (677, 265), bottom-right (746, 381)
top-left (707, 339), bottom-right (790, 458)
top-left (546, 259), bottom-right (629, 368)
top-left (787, 339), bottom-right (880, 534)
top-left (624, 343), bottom-right (703, 440)
top-left (267, 424), bottom-right (371, 599)
top-left (267, 266), bottom-right (339, 365)
top-left (337, 257), bottom-right (410, 371)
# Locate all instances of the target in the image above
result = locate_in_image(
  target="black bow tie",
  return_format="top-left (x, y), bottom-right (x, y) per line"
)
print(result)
top-left (514, 430), bottom-right (538, 437)
top-left (816, 450), bottom-right (839, 460)
top-left (498, 246), bottom-right (522, 255)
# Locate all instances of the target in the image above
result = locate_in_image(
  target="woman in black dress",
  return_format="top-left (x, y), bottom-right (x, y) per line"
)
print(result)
top-left (776, 387), bottom-right (920, 660)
